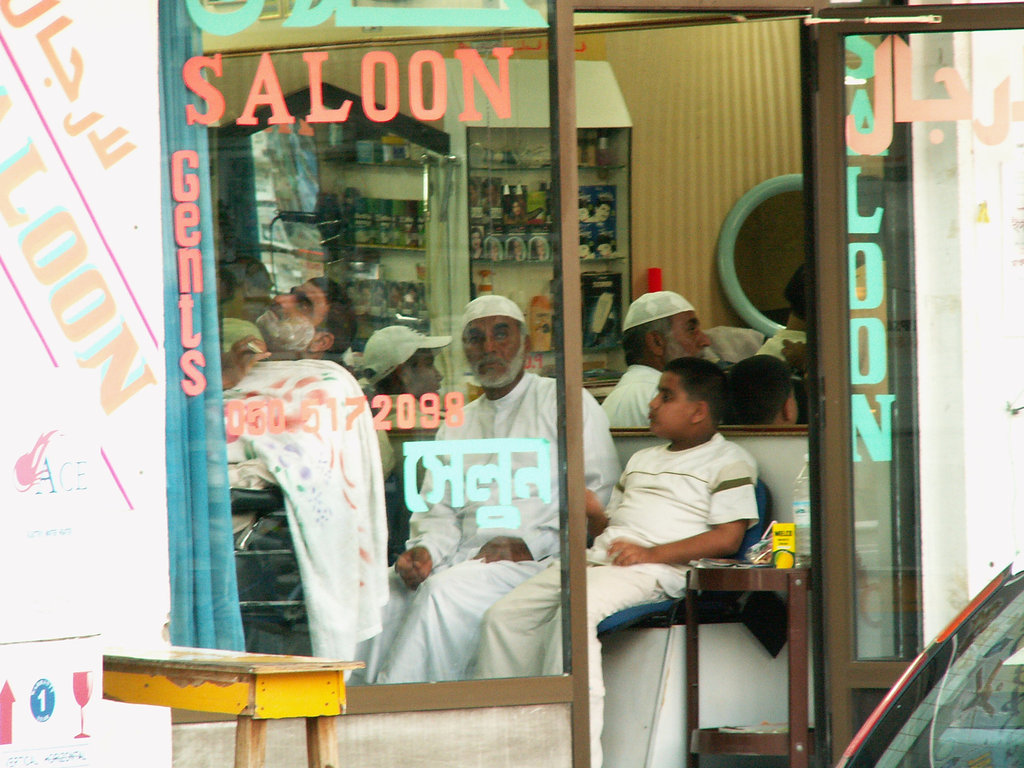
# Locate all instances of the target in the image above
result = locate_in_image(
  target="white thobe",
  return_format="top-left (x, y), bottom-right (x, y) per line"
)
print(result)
top-left (600, 364), bottom-right (661, 427)
top-left (354, 373), bottom-right (620, 684)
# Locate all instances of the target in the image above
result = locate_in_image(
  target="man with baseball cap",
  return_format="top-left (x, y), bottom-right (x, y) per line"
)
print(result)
top-left (601, 290), bottom-right (711, 427)
top-left (360, 325), bottom-right (452, 402)
top-left (359, 325), bottom-right (452, 563)
top-left (353, 294), bottom-right (620, 685)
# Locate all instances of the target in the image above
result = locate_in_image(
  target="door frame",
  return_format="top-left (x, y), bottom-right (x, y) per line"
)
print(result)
top-left (811, 3), bottom-right (1024, 761)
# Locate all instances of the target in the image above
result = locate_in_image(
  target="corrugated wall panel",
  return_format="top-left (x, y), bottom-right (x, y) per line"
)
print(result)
top-left (603, 19), bottom-right (802, 327)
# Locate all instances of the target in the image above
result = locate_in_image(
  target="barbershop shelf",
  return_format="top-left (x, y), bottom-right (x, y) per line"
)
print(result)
top-left (357, 244), bottom-right (426, 254)
top-left (239, 600), bottom-right (306, 610)
top-left (322, 155), bottom-right (426, 170)
top-left (468, 163), bottom-right (628, 172)
top-left (235, 549), bottom-right (296, 558)
top-left (469, 256), bottom-right (628, 266)
top-left (471, 257), bottom-right (553, 265)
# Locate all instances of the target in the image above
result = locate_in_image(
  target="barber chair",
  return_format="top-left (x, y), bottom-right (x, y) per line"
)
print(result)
top-left (232, 487), bottom-right (312, 656)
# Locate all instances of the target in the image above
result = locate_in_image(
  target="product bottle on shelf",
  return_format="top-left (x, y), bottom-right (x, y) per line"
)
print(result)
top-left (528, 295), bottom-right (553, 352)
top-left (478, 269), bottom-right (493, 295)
top-left (792, 454), bottom-right (811, 568)
top-left (596, 130), bottom-right (613, 166)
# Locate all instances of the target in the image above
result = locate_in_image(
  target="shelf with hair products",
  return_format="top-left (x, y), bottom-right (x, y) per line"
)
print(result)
top-left (214, 81), bottom-right (455, 353)
top-left (315, 119), bottom-right (451, 349)
top-left (465, 125), bottom-right (631, 355)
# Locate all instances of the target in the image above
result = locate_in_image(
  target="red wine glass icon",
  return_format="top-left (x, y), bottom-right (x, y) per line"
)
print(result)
top-left (72, 671), bottom-right (92, 739)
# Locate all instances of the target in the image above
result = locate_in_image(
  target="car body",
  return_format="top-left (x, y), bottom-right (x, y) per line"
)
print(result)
top-left (836, 562), bottom-right (1024, 767)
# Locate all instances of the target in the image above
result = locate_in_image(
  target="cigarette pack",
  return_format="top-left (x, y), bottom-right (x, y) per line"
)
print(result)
top-left (772, 523), bottom-right (796, 569)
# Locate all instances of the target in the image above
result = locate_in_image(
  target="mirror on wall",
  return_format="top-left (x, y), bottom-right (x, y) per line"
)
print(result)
top-left (717, 173), bottom-right (805, 337)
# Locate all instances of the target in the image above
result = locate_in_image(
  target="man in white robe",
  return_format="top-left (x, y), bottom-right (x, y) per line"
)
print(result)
top-left (601, 291), bottom-right (712, 427)
top-left (353, 294), bottom-right (620, 684)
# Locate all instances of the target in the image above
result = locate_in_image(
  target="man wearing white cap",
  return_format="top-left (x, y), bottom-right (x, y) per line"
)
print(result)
top-left (359, 325), bottom-right (452, 563)
top-left (601, 290), bottom-right (711, 427)
top-left (353, 294), bottom-right (620, 684)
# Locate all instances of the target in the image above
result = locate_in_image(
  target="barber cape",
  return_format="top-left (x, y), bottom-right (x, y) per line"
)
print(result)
top-left (225, 359), bottom-right (388, 659)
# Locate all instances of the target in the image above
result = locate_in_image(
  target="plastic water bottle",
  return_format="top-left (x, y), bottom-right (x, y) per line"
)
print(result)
top-left (792, 455), bottom-right (812, 568)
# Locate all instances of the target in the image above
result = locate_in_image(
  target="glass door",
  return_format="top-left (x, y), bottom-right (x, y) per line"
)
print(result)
top-left (813, 7), bottom-right (1024, 761)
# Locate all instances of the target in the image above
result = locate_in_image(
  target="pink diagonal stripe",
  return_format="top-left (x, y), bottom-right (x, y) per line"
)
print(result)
top-left (0, 30), bottom-right (158, 348)
top-left (101, 447), bottom-right (134, 511)
top-left (0, 252), bottom-right (58, 366)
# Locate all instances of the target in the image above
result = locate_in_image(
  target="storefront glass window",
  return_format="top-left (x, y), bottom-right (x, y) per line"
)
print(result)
top-left (844, 32), bottom-right (923, 662)
top-left (160, 1), bottom-right (628, 687)
top-left (844, 28), bottom-right (1024, 660)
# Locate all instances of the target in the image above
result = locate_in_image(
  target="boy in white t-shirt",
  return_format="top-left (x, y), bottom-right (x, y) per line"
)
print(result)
top-left (472, 356), bottom-right (759, 768)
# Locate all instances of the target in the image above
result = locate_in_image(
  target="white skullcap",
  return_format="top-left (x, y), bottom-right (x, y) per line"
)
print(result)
top-left (461, 294), bottom-right (526, 329)
top-left (622, 291), bottom-right (695, 331)
top-left (361, 325), bottom-right (451, 385)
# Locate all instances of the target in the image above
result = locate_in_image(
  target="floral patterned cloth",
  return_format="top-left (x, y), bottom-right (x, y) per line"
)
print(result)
top-left (226, 359), bottom-right (388, 659)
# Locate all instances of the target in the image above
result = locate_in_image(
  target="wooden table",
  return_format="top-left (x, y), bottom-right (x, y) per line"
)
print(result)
top-left (684, 566), bottom-right (812, 768)
top-left (103, 647), bottom-right (363, 768)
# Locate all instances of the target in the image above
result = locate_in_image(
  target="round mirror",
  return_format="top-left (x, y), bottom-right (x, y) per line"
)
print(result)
top-left (716, 174), bottom-right (804, 337)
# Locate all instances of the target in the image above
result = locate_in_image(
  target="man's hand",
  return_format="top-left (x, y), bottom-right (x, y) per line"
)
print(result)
top-left (473, 536), bottom-right (533, 563)
top-left (607, 539), bottom-right (654, 567)
top-left (395, 546), bottom-right (433, 589)
top-left (223, 335), bottom-right (270, 389)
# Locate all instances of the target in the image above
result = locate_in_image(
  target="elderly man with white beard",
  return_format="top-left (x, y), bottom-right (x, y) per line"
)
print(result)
top-left (352, 294), bottom-right (620, 685)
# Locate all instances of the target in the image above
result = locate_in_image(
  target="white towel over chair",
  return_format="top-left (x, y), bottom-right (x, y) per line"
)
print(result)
top-left (226, 359), bottom-right (389, 659)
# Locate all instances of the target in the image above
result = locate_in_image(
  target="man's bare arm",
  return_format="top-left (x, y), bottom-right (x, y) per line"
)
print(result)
top-left (585, 488), bottom-right (609, 539)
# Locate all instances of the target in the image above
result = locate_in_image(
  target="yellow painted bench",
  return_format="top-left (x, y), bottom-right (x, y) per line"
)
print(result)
top-left (103, 647), bottom-right (362, 768)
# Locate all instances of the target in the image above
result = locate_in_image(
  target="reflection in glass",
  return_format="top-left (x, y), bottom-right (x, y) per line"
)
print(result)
top-left (600, 291), bottom-right (715, 428)
top-left (351, 297), bottom-right (619, 685)
top-left (202, 28), bottom-right (629, 688)
top-left (844, 33), bottom-right (924, 660)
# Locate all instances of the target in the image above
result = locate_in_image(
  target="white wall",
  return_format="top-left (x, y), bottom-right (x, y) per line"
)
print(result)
top-left (0, 6), bottom-right (171, 767)
top-left (913, 30), bottom-right (1024, 640)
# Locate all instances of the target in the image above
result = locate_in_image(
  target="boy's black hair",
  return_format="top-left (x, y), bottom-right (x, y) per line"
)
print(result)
top-left (726, 354), bottom-right (794, 425)
top-left (663, 356), bottom-right (728, 426)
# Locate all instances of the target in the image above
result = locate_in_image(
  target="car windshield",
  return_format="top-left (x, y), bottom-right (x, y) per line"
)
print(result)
top-left (870, 569), bottom-right (1024, 768)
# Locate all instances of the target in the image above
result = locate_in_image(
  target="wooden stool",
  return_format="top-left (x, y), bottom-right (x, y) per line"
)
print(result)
top-left (103, 647), bottom-right (363, 768)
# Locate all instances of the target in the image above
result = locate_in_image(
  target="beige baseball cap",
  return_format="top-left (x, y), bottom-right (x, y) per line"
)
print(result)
top-left (361, 326), bottom-right (451, 385)
top-left (622, 291), bottom-right (695, 331)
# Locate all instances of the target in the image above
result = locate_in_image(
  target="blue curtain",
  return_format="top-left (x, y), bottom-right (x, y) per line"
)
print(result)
top-left (159, 0), bottom-right (245, 650)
